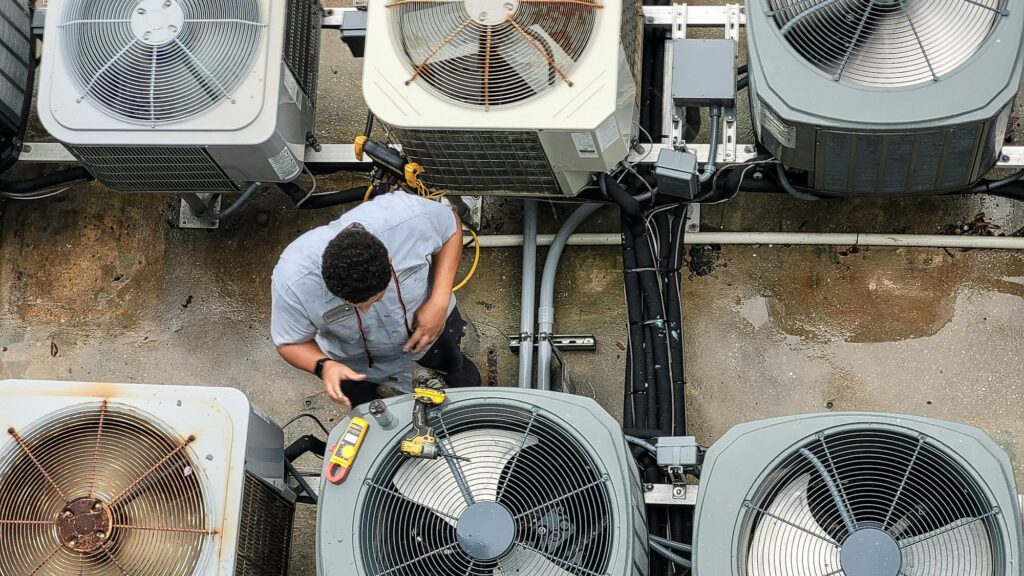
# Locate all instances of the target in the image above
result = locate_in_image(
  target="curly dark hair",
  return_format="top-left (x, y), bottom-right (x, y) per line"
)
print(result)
top-left (321, 224), bottom-right (391, 304)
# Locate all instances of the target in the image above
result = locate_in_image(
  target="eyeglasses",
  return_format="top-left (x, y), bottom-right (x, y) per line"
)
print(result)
top-left (353, 267), bottom-right (411, 369)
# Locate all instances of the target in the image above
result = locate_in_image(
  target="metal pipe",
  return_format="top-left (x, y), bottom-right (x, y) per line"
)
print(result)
top-left (536, 203), bottom-right (603, 391)
top-left (477, 231), bottom-right (1024, 250)
top-left (518, 200), bottom-right (539, 389)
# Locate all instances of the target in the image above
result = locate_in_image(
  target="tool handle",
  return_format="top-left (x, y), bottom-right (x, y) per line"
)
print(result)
top-left (326, 461), bottom-right (350, 485)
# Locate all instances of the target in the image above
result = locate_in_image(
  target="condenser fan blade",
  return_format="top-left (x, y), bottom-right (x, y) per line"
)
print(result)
top-left (494, 544), bottom-right (573, 576)
top-left (900, 519), bottom-right (993, 576)
top-left (402, 5), bottom-right (479, 65)
top-left (495, 25), bottom-right (572, 94)
top-left (747, 473), bottom-right (841, 576)
top-left (393, 430), bottom-right (538, 525)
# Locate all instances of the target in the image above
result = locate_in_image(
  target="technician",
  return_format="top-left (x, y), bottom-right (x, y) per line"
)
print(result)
top-left (271, 192), bottom-right (481, 408)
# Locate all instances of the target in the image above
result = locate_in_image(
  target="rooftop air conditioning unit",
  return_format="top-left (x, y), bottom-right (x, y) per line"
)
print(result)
top-left (362, 0), bottom-right (644, 196)
top-left (747, 0), bottom-right (1024, 195)
top-left (317, 388), bottom-right (649, 576)
top-left (0, 0), bottom-right (33, 173)
top-left (0, 380), bottom-right (296, 576)
top-left (693, 412), bottom-right (1022, 576)
top-left (37, 0), bottom-right (323, 193)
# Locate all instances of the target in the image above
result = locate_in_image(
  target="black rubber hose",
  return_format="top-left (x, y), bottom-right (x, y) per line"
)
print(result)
top-left (665, 208), bottom-right (687, 436)
top-left (622, 427), bottom-right (665, 439)
top-left (601, 173), bottom-right (642, 225)
top-left (285, 460), bottom-right (318, 504)
top-left (364, 111), bottom-right (375, 138)
top-left (277, 181), bottom-right (366, 209)
top-left (643, 323), bottom-right (658, 432)
top-left (737, 75), bottom-right (749, 91)
top-left (634, 225), bottom-right (673, 435)
top-left (621, 217), bottom-right (649, 429)
top-left (773, 163), bottom-right (822, 201)
top-left (285, 434), bottom-right (327, 463)
top-left (653, 212), bottom-right (674, 436)
top-left (0, 167), bottom-right (94, 196)
top-left (207, 182), bottom-right (260, 221)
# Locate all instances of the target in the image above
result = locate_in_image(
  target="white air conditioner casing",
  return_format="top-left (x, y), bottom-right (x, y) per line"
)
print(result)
top-left (0, 380), bottom-right (295, 576)
top-left (363, 0), bottom-right (643, 196)
top-left (38, 0), bottom-right (322, 193)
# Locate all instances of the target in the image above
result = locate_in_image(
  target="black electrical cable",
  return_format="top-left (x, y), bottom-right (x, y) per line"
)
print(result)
top-left (650, 534), bottom-right (693, 554)
top-left (650, 540), bottom-right (693, 569)
top-left (285, 434), bottom-right (327, 463)
top-left (0, 167), bottom-right (93, 197)
top-left (772, 163), bottom-right (822, 201)
top-left (652, 213), bottom-right (674, 436)
top-left (622, 427), bottom-right (665, 439)
top-left (621, 215), bottom-right (648, 430)
top-left (364, 111), bottom-right (376, 138)
top-left (624, 435), bottom-right (658, 455)
top-left (665, 207), bottom-right (687, 436)
top-left (283, 413), bottom-right (331, 435)
top-left (205, 182), bottom-right (260, 220)
top-left (737, 75), bottom-right (749, 91)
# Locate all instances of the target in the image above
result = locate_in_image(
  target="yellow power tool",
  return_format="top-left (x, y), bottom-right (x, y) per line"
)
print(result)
top-left (399, 388), bottom-right (447, 459)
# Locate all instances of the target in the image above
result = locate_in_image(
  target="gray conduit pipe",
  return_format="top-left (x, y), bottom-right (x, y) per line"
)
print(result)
top-left (536, 203), bottom-right (603, 391)
top-left (517, 200), bottom-right (539, 389)
top-left (476, 232), bottom-right (1024, 250)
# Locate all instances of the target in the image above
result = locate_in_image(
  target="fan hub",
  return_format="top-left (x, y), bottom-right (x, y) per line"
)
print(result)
top-left (840, 528), bottom-right (902, 576)
top-left (56, 497), bottom-right (113, 553)
top-left (463, 0), bottom-right (519, 26)
top-left (456, 502), bottom-right (516, 561)
top-left (130, 0), bottom-right (185, 46)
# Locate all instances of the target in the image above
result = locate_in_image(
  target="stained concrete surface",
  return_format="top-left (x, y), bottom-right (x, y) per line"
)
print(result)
top-left (3, 3), bottom-right (1024, 574)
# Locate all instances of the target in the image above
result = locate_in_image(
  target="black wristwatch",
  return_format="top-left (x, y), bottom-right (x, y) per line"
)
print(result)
top-left (314, 357), bottom-right (334, 378)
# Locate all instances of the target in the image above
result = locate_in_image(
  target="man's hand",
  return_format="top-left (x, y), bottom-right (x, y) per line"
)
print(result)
top-left (321, 361), bottom-right (367, 408)
top-left (405, 298), bottom-right (448, 354)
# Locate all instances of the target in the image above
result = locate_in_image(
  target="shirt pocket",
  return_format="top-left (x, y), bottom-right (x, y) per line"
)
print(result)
top-left (321, 304), bottom-right (366, 359)
top-left (396, 263), bottom-right (430, 305)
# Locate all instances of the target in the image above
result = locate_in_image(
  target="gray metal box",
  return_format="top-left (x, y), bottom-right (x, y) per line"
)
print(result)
top-left (654, 148), bottom-right (700, 200)
top-left (656, 436), bottom-right (699, 467)
top-left (672, 39), bottom-right (737, 107)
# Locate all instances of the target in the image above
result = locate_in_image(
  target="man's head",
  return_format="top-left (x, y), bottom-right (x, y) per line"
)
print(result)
top-left (322, 224), bottom-right (390, 307)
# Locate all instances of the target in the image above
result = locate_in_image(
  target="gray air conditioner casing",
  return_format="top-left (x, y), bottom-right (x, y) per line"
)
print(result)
top-left (747, 0), bottom-right (1024, 195)
top-left (0, 0), bottom-right (33, 171)
top-left (363, 0), bottom-right (643, 196)
top-left (38, 0), bottom-right (322, 193)
top-left (317, 388), bottom-right (649, 576)
top-left (693, 412), bottom-right (1023, 576)
top-left (0, 380), bottom-right (295, 576)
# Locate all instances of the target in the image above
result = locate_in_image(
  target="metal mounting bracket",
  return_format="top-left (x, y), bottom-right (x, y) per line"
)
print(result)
top-left (643, 483), bottom-right (698, 506)
top-left (178, 194), bottom-right (220, 230)
top-left (509, 334), bottom-right (597, 353)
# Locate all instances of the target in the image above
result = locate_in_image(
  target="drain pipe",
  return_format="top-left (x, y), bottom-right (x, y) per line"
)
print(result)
top-left (517, 200), bottom-right (539, 389)
top-left (536, 203), bottom-right (603, 391)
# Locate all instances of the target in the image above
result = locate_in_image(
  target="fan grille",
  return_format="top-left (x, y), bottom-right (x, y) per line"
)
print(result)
top-left (58, 0), bottom-right (266, 125)
top-left (766, 0), bottom-right (1009, 87)
top-left (359, 402), bottom-right (614, 575)
top-left (389, 0), bottom-right (601, 108)
top-left (741, 427), bottom-right (1006, 576)
top-left (0, 401), bottom-right (215, 576)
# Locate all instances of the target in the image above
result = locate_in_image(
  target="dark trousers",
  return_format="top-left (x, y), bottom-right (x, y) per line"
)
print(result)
top-left (342, 306), bottom-right (482, 408)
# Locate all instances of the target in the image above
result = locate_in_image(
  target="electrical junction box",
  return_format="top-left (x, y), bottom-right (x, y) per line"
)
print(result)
top-left (654, 148), bottom-right (700, 200)
top-left (656, 436), bottom-right (700, 467)
top-left (672, 39), bottom-right (737, 107)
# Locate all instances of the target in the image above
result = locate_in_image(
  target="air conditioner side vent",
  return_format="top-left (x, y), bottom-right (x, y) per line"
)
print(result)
top-left (66, 146), bottom-right (240, 193)
top-left (284, 0), bottom-right (324, 109)
top-left (234, 473), bottom-right (295, 576)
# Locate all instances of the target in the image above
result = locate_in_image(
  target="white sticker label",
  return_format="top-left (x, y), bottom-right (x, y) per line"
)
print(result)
top-left (572, 133), bottom-right (599, 159)
top-left (269, 147), bottom-right (301, 181)
top-left (596, 116), bottom-right (621, 151)
top-left (760, 102), bottom-right (796, 148)
top-left (284, 68), bottom-right (302, 111)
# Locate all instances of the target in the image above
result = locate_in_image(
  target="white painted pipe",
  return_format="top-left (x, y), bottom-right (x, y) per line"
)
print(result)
top-left (476, 232), bottom-right (1024, 250)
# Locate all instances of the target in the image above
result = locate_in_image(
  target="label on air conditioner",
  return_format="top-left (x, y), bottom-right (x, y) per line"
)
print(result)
top-left (596, 116), bottom-right (621, 151)
top-left (760, 101), bottom-right (796, 148)
top-left (269, 147), bottom-right (302, 181)
top-left (572, 133), bottom-right (599, 159)
top-left (284, 68), bottom-right (302, 111)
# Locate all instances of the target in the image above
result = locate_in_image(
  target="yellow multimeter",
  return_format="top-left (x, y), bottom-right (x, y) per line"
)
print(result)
top-left (326, 417), bottom-right (370, 485)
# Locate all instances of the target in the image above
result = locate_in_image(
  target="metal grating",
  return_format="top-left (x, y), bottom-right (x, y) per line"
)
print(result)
top-left (359, 402), bottom-right (614, 576)
top-left (388, 0), bottom-right (601, 108)
top-left (234, 473), bottom-right (295, 576)
top-left (57, 0), bottom-right (267, 125)
top-left (0, 0), bottom-right (31, 132)
top-left (740, 427), bottom-right (1006, 576)
top-left (766, 0), bottom-right (1008, 87)
top-left (284, 0), bottom-right (323, 108)
top-left (391, 128), bottom-right (557, 191)
top-left (67, 145), bottom-right (239, 192)
top-left (0, 401), bottom-right (215, 576)
top-left (619, 0), bottom-right (643, 97)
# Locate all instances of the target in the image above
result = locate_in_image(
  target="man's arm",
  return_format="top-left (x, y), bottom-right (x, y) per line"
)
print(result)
top-left (405, 210), bottom-right (463, 354)
top-left (277, 342), bottom-right (366, 409)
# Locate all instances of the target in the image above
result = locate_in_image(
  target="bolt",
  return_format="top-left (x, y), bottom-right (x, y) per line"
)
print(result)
top-left (479, 12), bottom-right (488, 20)
top-left (138, 7), bottom-right (146, 14)
top-left (97, 531), bottom-right (107, 540)
top-left (168, 24), bottom-right (177, 32)
top-left (1002, 154), bottom-right (1011, 163)
top-left (165, 0), bottom-right (172, 5)
top-left (672, 486), bottom-right (685, 498)
top-left (504, 2), bottom-right (514, 9)
top-left (63, 510), bottom-right (74, 519)
top-left (93, 502), bottom-right (103, 510)
top-left (144, 31), bottom-right (152, 39)
top-left (745, 145), bottom-right (755, 153)
top-left (68, 539), bottom-right (78, 548)
top-left (646, 16), bottom-right (654, 23)
top-left (643, 483), bottom-right (654, 492)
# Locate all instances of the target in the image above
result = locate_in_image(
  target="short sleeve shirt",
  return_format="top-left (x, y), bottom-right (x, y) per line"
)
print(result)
top-left (271, 192), bottom-right (458, 391)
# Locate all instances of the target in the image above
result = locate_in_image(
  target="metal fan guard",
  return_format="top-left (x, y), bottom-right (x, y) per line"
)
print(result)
top-left (765, 0), bottom-right (1008, 87)
top-left (358, 402), bottom-right (615, 576)
top-left (389, 1), bottom-right (600, 108)
top-left (739, 425), bottom-right (1007, 576)
top-left (0, 401), bottom-right (215, 576)
top-left (58, 0), bottom-right (266, 125)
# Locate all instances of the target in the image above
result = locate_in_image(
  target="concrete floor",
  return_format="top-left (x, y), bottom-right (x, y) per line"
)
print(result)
top-left (4, 3), bottom-right (1024, 574)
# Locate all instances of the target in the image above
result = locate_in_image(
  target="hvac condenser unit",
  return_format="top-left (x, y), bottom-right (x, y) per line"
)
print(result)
top-left (747, 0), bottom-right (1024, 195)
top-left (37, 0), bottom-right (323, 193)
top-left (0, 380), bottom-right (295, 576)
top-left (693, 412), bottom-right (1022, 576)
top-left (317, 388), bottom-right (649, 576)
top-left (0, 0), bottom-right (33, 172)
top-left (363, 0), bottom-right (644, 196)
